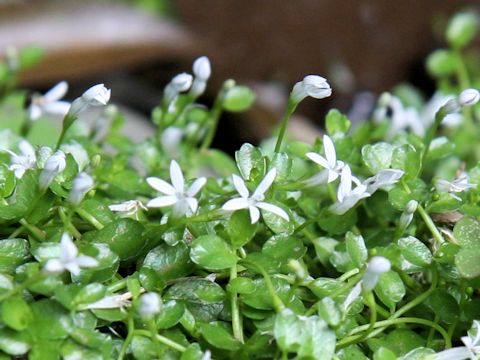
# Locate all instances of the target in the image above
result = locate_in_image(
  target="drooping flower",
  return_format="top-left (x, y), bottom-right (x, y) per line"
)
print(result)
top-left (68, 172), bottom-right (94, 205)
top-left (435, 173), bottom-right (475, 201)
top-left (44, 233), bottom-right (98, 276)
top-left (138, 292), bottom-right (162, 318)
top-left (69, 84), bottom-right (111, 116)
top-left (147, 160), bottom-right (206, 218)
top-left (39, 150), bottom-right (66, 190)
top-left (330, 165), bottom-right (370, 215)
top-left (305, 135), bottom-right (345, 184)
top-left (6, 140), bottom-right (36, 179)
top-left (290, 75), bottom-right (332, 104)
top-left (222, 169), bottom-right (289, 224)
top-left (28, 81), bottom-right (70, 120)
top-left (109, 200), bottom-right (147, 220)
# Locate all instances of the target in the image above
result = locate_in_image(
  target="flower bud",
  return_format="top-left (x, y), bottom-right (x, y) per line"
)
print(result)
top-left (405, 200), bottom-right (418, 214)
top-left (69, 172), bottom-right (94, 205)
top-left (447, 12), bottom-right (478, 49)
top-left (290, 75), bottom-right (332, 103)
top-left (362, 256), bottom-right (391, 291)
top-left (193, 56), bottom-right (211, 81)
top-left (39, 150), bottom-right (66, 190)
top-left (164, 73), bottom-right (193, 104)
top-left (69, 84), bottom-right (111, 116)
top-left (139, 292), bottom-right (162, 318)
top-left (458, 88), bottom-right (480, 107)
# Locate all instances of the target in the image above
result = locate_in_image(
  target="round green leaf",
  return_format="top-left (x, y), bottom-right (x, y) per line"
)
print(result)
top-left (143, 241), bottom-right (194, 280)
top-left (362, 142), bottom-right (393, 174)
top-left (455, 245), bottom-right (480, 279)
top-left (453, 217), bottom-right (480, 247)
top-left (223, 85), bottom-right (256, 112)
top-left (199, 322), bottom-right (241, 351)
top-left (374, 271), bottom-right (406, 309)
top-left (397, 236), bottom-right (432, 267)
top-left (28, 299), bottom-right (73, 340)
top-left (345, 232), bottom-right (368, 268)
top-left (190, 235), bottom-right (237, 270)
top-left (0, 238), bottom-right (30, 274)
top-left (1, 296), bottom-right (32, 331)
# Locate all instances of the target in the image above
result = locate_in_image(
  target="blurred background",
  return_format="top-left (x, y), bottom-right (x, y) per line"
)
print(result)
top-left (0, 0), bottom-right (478, 151)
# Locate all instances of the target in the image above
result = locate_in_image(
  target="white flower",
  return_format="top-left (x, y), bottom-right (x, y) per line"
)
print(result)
top-left (6, 140), bottom-right (36, 179)
top-left (39, 150), bottom-right (66, 190)
top-left (291, 75), bottom-right (332, 103)
top-left (109, 200), bottom-right (147, 220)
top-left (363, 169), bottom-right (404, 194)
top-left (44, 233), bottom-right (98, 276)
top-left (343, 282), bottom-right (362, 311)
top-left (139, 292), bottom-right (162, 318)
top-left (147, 160), bottom-right (206, 218)
top-left (362, 256), bottom-right (391, 291)
top-left (435, 173), bottom-right (475, 201)
top-left (459, 88), bottom-right (480, 107)
top-left (306, 135), bottom-right (345, 184)
top-left (164, 73), bottom-right (193, 104)
top-left (193, 56), bottom-right (211, 81)
top-left (28, 81), bottom-right (70, 121)
top-left (330, 165), bottom-right (370, 215)
top-left (430, 320), bottom-right (480, 360)
top-left (69, 172), bottom-right (94, 205)
top-left (69, 84), bottom-right (111, 116)
top-left (81, 292), bottom-right (132, 310)
top-left (222, 169), bottom-right (289, 224)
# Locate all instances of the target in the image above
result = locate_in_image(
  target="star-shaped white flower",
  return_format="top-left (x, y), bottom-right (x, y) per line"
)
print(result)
top-left (222, 169), bottom-right (289, 224)
top-left (146, 160), bottom-right (206, 218)
top-left (435, 173), bottom-right (475, 201)
top-left (363, 169), bottom-right (404, 194)
top-left (44, 233), bottom-right (98, 276)
top-left (6, 140), bottom-right (36, 179)
top-left (306, 135), bottom-right (345, 184)
top-left (330, 165), bottom-right (370, 215)
top-left (28, 81), bottom-right (71, 121)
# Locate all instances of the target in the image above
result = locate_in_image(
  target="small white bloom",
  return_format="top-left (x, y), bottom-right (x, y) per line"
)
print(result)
top-left (435, 173), bottom-right (475, 201)
top-left (222, 169), bottom-right (289, 224)
top-left (193, 56), bottom-right (211, 81)
top-left (363, 169), bottom-right (404, 194)
top-left (430, 320), bottom-right (480, 360)
top-left (69, 84), bottom-right (111, 116)
top-left (28, 81), bottom-right (70, 121)
top-left (6, 140), bottom-right (36, 179)
top-left (459, 88), bottom-right (480, 107)
top-left (306, 135), bottom-right (345, 184)
top-left (147, 160), bottom-right (206, 218)
top-left (362, 256), bottom-right (391, 291)
top-left (69, 172), bottom-right (94, 205)
top-left (291, 75), bottom-right (332, 103)
top-left (39, 150), bottom-right (66, 190)
top-left (164, 73), bottom-right (193, 104)
top-left (81, 292), bottom-right (132, 310)
top-left (44, 233), bottom-right (98, 276)
top-left (139, 292), bottom-right (162, 318)
top-left (343, 282), bottom-right (362, 311)
top-left (109, 200), bottom-right (147, 220)
top-left (330, 165), bottom-right (370, 215)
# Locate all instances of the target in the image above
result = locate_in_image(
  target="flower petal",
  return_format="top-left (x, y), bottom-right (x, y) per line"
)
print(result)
top-left (222, 198), bottom-right (249, 211)
top-left (44, 81), bottom-right (68, 102)
top-left (327, 169), bottom-right (339, 183)
top-left (60, 233), bottom-right (78, 262)
top-left (323, 135), bottom-right (337, 168)
top-left (306, 152), bottom-right (330, 169)
top-left (249, 205), bottom-right (260, 224)
top-left (170, 160), bottom-right (185, 193)
top-left (337, 165), bottom-right (352, 202)
top-left (43, 101), bottom-right (71, 116)
top-left (28, 104), bottom-right (42, 120)
top-left (44, 259), bottom-right (64, 274)
top-left (187, 177), bottom-right (206, 197)
top-left (147, 195), bottom-right (178, 208)
top-left (232, 174), bottom-right (249, 198)
top-left (146, 177), bottom-right (175, 195)
top-left (18, 140), bottom-right (35, 159)
top-left (256, 202), bottom-right (289, 221)
top-left (186, 197), bottom-right (198, 213)
top-left (252, 169), bottom-right (276, 199)
top-left (76, 256), bottom-right (98, 268)
top-left (65, 262), bottom-right (81, 276)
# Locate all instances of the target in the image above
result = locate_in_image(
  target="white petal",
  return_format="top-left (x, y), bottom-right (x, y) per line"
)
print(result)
top-left (108, 203), bottom-right (132, 212)
top-left (343, 282), bottom-right (362, 311)
top-left (323, 135), bottom-right (337, 168)
top-left (146, 177), bottom-right (175, 195)
top-left (430, 347), bottom-right (474, 360)
top-left (253, 169), bottom-right (276, 199)
top-left (306, 152), bottom-right (330, 169)
top-left (256, 202), bottom-right (289, 221)
top-left (222, 198), bottom-right (249, 211)
top-left (327, 169), bottom-right (339, 183)
top-left (172, 200), bottom-right (190, 218)
top-left (170, 160), bottom-right (185, 193)
top-left (60, 233), bottom-right (78, 262)
top-left (249, 205), bottom-right (260, 224)
top-left (44, 81), bottom-right (68, 102)
top-left (338, 166), bottom-right (352, 202)
top-left (147, 195), bottom-right (178, 208)
top-left (76, 256), bottom-right (98, 268)
top-left (44, 259), bottom-right (64, 274)
top-left (43, 101), bottom-right (71, 116)
top-left (28, 104), bottom-right (42, 120)
top-left (187, 177), bottom-right (206, 197)
top-left (18, 140), bottom-right (35, 159)
top-left (232, 174), bottom-right (249, 198)
top-left (65, 262), bottom-right (81, 276)
top-left (186, 197), bottom-right (198, 213)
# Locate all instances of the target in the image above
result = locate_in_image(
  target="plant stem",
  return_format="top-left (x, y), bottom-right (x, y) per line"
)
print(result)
top-left (75, 207), bottom-right (104, 230)
top-left (200, 85), bottom-right (227, 150)
top-left (18, 219), bottom-right (46, 241)
top-left (118, 316), bottom-right (135, 360)
top-left (274, 99), bottom-right (297, 153)
top-left (229, 264), bottom-right (244, 343)
top-left (134, 330), bottom-right (187, 352)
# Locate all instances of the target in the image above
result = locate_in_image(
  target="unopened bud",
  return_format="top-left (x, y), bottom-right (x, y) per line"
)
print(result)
top-left (139, 292), bottom-right (162, 318)
top-left (290, 75), bottom-right (332, 104)
top-left (39, 150), bottom-right (66, 190)
top-left (69, 172), bottom-right (94, 205)
top-left (458, 88), bottom-right (480, 107)
top-left (362, 256), bottom-right (391, 291)
top-left (69, 84), bottom-right (111, 116)
top-left (193, 56), bottom-right (211, 81)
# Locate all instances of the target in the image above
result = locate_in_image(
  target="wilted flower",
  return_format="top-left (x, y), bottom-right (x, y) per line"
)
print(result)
top-left (305, 135), bottom-right (345, 185)
top-left (222, 169), bottom-right (289, 224)
top-left (109, 200), bottom-right (147, 220)
top-left (147, 160), bottom-right (206, 218)
top-left (6, 140), bottom-right (36, 179)
top-left (68, 172), bottom-right (94, 205)
top-left (39, 150), bottom-right (66, 190)
top-left (363, 169), bottom-right (404, 194)
top-left (44, 233), bottom-right (98, 276)
top-left (139, 292), bottom-right (162, 318)
top-left (330, 165), bottom-right (370, 215)
top-left (69, 84), bottom-right (111, 116)
top-left (28, 81), bottom-right (70, 121)
top-left (291, 75), bottom-right (332, 103)
top-left (81, 292), bottom-right (132, 310)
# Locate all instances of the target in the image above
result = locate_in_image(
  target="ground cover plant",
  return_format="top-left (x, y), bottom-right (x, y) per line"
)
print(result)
top-left (0, 10), bottom-right (480, 360)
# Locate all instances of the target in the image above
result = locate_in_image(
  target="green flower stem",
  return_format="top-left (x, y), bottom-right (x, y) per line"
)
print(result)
top-left (59, 207), bottom-right (81, 238)
top-left (337, 317), bottom-right (451, 349)
top-left (75, 207), bottom-right (104, 230)
top-left (337, 268), bottom-right (360, 282)
top-left (8, 225), bottom-right (25, 238)
top-left (422, 108), bottom-right (447, 167)
top-left (427, 314), bottom-right (440, 347)
top-left (56, 113), bottom-right (77, 150)
top-left (229, 264), bottom-right (244, 343)
top-left (200, 83), bottom-right (228, 151)
top-left (134, 329), bottom-right (187, 353)
top-left (118, 316), bottom-right (135, 360)
top-left (454, 48), bottom-right (470, 89)
top-left (107, 278), bottom-right (128, 293)
top-left (18, 218), bottom-right (46, 241)
top-left (359, 292), bottom-right (377, 340)
top-left (147, 318), bottom-right (162, 356)
top-left (19, 115), bottom-right (32, 137)
top-left (274, 99), bottom-right (297, 153)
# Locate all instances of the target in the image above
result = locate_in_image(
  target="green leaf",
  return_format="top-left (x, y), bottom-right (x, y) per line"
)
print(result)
top-left (383, 329), bottom-right (425, 356)
top-left (424, 289), bottom-right (459, 324)
top-left (199, 322), bottom-right (241, 350)
top-left (235, 143), bottom-right (265, 181)
top-left (1, 296), bottom-right (32, 331)
top-left (0, 164), bottom-right (15, 197)
top-left (143, 241), bottom-right (194, 281)
top-left (397, 236), bottom-right (432, 267)
top-left (190, 235), bottom-right (237, 270)
top-left (228, 277), bottom-right (255, 294)
top-left (0, 238), bottom-right (30, 274)
top-left (426, 136), bottom-right (455, 161)
top-left (427, 192), bottom-right (462, 213)
top-left (0, 328), bottom-right (30, 356)
top-left (325, 109), bottom-right (351, 135)
top-left (241, 277), bottom-right (292, 310)
top-left (227, 209), bottom-right (258, 247)
top-left (391, 144), bottom-right (421, 181)
top-left (455, 244), bottom-right (480, 278)
top-left (270, 152), bottom-right (292, 181)
top-left (262, 234), bottom-right (306, 267)
top-left (345, 232), bottom-right (368, 268)
top-left (73, 283), bottom-right (106, 306)
top-left (181, 343), bottom-right (204, 360)
top-left (453, 217), bottom-right (480, 247)
top-left (317, 297), bottom-right (341, 327)
top-left (362, 142), bottom-right (393, 174)
top-left (28, 299), bottom-right (73, 340)
top-left (0, 170), bottom-right (37, 220)
top-left (318, 208), bottom-right (358, 235)
top-left (373, 347), bottom-right (397, 360)
top-left (223, 85), bottom-right (256, 112)
top-left (73, 243), bottom-right (119, 284)
top-left (156, 300), bottom-right (185, 329)
top-left (374, 271), bottom-right (406, 309)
